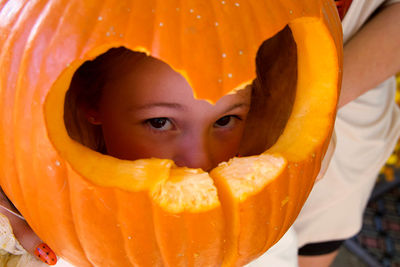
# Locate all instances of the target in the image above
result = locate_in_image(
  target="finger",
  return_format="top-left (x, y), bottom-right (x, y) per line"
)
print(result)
top-left (0, 206), bottom-right (57, 265)
top-left (34, 243), bottom-right (58, 265)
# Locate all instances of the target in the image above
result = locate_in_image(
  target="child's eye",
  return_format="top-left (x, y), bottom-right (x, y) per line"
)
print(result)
top-left (146, 118), bottom-right (174, 131)
top-left (214, 115), bottom-right (241, 128)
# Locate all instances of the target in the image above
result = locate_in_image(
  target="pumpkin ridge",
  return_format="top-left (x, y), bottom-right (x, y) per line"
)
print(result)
top-left (208, 169), bottom-right (237, 266)
top-left (0, 0), bottom-right (33, 223)
top-left (0, 1), bottom-right (8, 12)
top-left (68, 187), bottom-right (93, 267)
top-left (111, 188), bottom-right (140, 267)
top-left (0, 0), bottom-right (26, 39)
top-left (67, 170), bottom-right (100, 267)
top-left (47, 0), bottom-right (101, 63)
top-left (62, 171), bottom-right (91, 267)
top-left (24, 0), bottom-right (56, 44)
top-left (210, 154), bottom-right (287, 266)
top-left (151, 175), bottom-right (225, 266)
top-left (13, 67), bottom-right (37, 223)
top-left (23, 3), bottom-right (76, 238)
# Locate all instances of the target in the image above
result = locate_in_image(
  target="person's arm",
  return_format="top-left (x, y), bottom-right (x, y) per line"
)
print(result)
top-left (338, 2), bottom-right (400, 108)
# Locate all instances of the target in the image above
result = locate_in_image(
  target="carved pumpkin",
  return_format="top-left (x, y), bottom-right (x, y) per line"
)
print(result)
top-left (0, 0), bottom-right (342, 266)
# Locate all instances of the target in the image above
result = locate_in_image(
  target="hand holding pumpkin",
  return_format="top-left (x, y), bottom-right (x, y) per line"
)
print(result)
top-left (0, 190), bottom-right (57, 265)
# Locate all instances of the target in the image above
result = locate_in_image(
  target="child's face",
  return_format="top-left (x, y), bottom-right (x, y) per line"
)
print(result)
top-left (88, 56), bottom-right (251, 171)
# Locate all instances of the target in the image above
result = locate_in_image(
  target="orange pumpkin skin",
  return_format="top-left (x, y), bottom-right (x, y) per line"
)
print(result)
top-left (0, 0), bottom-right (342, 266)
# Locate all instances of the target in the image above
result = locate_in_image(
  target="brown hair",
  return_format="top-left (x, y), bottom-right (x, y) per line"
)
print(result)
top-left (64, 47), bottom-right (147, 153)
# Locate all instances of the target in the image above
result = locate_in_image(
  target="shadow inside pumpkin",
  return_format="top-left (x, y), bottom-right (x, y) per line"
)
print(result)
top-left (63, 25), bottom-right (297, 165)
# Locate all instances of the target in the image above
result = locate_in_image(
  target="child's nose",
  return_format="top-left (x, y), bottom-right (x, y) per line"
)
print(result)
top-left (174, 133), bottom-right (213, 172)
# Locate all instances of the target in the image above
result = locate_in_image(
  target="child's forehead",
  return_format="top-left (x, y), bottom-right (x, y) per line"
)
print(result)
top-left (107, 54), bottom-right (251, 105)
top-left (114, 55), bottom-right (192, 92)
top-left (127, 55), bottom-right (181, 79)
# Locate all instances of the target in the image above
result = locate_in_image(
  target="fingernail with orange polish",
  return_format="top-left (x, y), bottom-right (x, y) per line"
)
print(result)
top-left (34, 243), bottom-right (57, 265)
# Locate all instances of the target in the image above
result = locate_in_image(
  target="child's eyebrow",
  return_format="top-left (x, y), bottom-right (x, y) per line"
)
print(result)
top-left (223, 103), bottom-right (250, 113)
top-left (134, 102), bottom-right (186, 111)
top-left (131, 102), bottom-right (249, 113)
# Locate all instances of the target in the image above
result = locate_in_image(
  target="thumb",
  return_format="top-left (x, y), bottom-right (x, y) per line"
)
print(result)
top-left (0, 205), bottom-right (57, 265)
